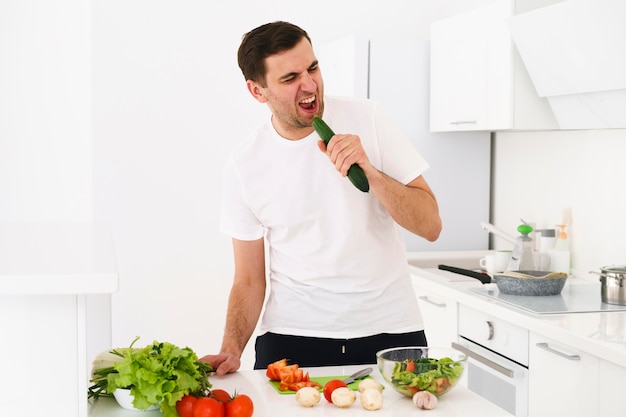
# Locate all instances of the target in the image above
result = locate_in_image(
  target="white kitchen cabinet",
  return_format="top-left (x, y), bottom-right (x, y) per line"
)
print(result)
top-left (599, 359), bottom-right (626, 417)
top-left (429, 0), bottom-right (559, 132)
top-left (411, 276), bottom-right (459, 349)
top-left (528, 332), bottom-right (599, 417)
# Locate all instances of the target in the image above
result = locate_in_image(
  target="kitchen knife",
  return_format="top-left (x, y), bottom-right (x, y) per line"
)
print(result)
top-left (438, 264), bottom-right (491, 284)
top-left (342, 367), bottom-right (373, 384)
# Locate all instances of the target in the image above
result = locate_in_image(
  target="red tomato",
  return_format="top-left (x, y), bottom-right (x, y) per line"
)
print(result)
top-left (210, 389), bottom-right (231, 405)
top-left (266, 358), bottom-right (288, 380)
top-left (323, 379), bottom-right (348, 403)
top-left (176, 395), bottom-right (197, 417)
top-left (406, 360), bottom-right (416, 372)
top-left (278, 365), bottom-right (300, 383)
top-left (285, 381), bottom-right (323, 392)
top-left (225, 394), bottom-right (254, 417)
top-left (193, 397), bottom-right (224, 417)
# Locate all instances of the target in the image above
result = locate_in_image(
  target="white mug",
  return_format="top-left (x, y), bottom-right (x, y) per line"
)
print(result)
top-left (495, 250), bottom-right (512, 272)
top-left (480, 254), bottom-right (497, 274)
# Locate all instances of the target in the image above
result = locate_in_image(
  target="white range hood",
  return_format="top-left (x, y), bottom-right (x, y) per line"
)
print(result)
top-left (507, 0), bottom-right (626, 129)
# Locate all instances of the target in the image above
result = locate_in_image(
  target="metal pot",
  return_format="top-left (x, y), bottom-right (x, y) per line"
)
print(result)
top-left (594, 265), bottom-right (626, 306)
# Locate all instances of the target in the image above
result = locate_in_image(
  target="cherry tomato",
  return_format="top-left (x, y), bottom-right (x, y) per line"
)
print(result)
top-left (193, 397), bottom-right (224, 417)
top-left (323, 379), bottom-right (348, 403)
top-left (225, 394), bottom-right (254, 417)
top-left (210, 389), bottom-right (231, 405)
top-left (176, 395), bottom-right (197, 417)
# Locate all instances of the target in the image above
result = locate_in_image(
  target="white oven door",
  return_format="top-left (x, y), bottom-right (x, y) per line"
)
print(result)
top-left (453, 339), bottom-right (528, 417)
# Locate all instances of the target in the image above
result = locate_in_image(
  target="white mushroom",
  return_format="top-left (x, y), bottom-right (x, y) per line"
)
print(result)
top-left (357, 378), bottom-right (384, 393)
top-left (360, 387), bottom-right (383, 411)
top-left (412, 391), bottom-right (438, 410)
top-left (331, 386), bottom-right (356, 408)
top-left (295, 386), bottom-right (321, 407)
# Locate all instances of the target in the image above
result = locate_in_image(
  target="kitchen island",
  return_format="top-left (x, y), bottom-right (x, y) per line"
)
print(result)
top-left (88, 364), bottom-right (512, 417)
top-left (0, 222), bottom-right (117, 417)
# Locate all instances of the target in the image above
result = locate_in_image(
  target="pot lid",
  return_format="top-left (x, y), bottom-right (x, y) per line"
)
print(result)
top-left (601, 265), bottom-right (626, 273)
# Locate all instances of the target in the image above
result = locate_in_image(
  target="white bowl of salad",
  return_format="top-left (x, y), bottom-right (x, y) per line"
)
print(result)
top-left (112, 388), bottom-right (159, 411)
top-left (376, 346), bottom-right (466, 397)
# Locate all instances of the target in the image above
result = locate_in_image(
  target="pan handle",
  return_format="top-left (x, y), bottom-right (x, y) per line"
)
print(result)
top-left (438, 264), bottom-right (491, 284)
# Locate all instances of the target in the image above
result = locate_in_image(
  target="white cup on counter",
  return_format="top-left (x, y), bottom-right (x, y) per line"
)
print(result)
top-left (495, 250), bottom-right (512, 272)
top-left (480, 254), bottom-right (497, 275)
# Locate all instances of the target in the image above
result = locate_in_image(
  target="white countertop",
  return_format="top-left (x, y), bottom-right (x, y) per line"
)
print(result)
top-left (88, 364), bottom-right (512, 417)
top-left (0, 222), bottom-right (118, 294)
top-left (408, 253), bottom-right (626, 368)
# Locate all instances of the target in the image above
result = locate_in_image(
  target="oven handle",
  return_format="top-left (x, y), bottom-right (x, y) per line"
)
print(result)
top-left (451, 342), bottom-right (515, 378)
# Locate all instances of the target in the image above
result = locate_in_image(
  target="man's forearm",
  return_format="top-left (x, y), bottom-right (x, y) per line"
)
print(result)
top-left (368, 170), bottom-right (442, 241)
top-left (219, 280), bottom-right (266, 357)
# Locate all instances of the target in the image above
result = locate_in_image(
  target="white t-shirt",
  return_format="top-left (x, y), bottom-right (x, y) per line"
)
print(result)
top-left (220, 96), bottom-right (428, 338)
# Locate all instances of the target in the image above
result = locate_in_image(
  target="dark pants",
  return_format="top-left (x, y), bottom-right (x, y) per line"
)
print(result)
top-left (253, 331), bottom-right (427, 369)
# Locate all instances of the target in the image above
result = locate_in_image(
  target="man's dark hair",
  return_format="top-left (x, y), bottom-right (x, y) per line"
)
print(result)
top-left (237, 21), bottom-right (312, 86)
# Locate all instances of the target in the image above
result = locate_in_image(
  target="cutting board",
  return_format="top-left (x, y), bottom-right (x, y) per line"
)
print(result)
top-left (269, 375), bottom-right (373, 395)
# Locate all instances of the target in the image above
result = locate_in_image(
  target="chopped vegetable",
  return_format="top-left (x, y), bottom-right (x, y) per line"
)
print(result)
top-left (266, 358), bottom-right (321, 391)
top-left (391, 356), bottom-right (463, 396)
top-left (266, 358), bottom-right (288, 380)
top-left (284, 381), bottom-right (323, 392)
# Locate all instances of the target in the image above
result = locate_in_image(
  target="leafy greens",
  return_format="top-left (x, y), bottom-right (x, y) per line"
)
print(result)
top-left (90, 337), bottom-right (212, 417)
top-left (391, 357), bottom-right (464, 396)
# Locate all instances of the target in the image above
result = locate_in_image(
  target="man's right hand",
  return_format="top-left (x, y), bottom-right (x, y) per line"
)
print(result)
top-left (199, 353), bottom-right (241, 376)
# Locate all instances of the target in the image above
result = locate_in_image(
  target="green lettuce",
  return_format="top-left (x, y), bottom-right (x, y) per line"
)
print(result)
top-left (106, 337), bottom-right (212, 417)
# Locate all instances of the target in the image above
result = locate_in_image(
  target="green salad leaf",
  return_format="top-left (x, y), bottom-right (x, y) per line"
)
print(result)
top-left (391, 357), bottom-right (464, 396)
top-left (91, 337), bottom-right (212, 417)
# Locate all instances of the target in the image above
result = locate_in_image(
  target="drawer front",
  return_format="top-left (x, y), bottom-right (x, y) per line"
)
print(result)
top-left (459, 305), bottom-right (529, 366)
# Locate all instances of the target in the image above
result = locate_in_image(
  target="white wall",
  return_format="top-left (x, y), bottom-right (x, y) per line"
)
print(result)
top-left (492, 129), bottom-right (626, 280)
top-left (0, 0), bottom-right (92, 221)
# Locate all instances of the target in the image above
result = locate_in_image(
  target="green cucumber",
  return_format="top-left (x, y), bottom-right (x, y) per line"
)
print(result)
top-left (312, 116), bottom-right (370, 193)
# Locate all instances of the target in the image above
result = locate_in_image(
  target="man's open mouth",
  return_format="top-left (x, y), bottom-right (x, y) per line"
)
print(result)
top-left (299, 95), bottom-right (316, 111)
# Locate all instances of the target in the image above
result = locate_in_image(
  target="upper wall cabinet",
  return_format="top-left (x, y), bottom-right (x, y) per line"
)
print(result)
top-left (508, 0), bottom-right (626, 129)
top-left (429, 0), bottom-right (560, 132)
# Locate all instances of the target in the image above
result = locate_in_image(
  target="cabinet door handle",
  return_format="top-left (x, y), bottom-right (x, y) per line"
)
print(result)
top-left (535, 342), bottom-right (581, 361)
top-left (452, 342), bottom-right (515, 378)
top-left (450, 120), bottom-right (477, 125)
top-left (418, 296), bottom-right (446, 308)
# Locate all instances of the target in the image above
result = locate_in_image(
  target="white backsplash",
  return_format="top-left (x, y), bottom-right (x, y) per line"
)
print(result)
top-left (492, 128), bottom-right (626, 279)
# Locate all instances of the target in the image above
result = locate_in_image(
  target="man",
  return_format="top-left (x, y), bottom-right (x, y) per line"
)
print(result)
top-left (201, 21), bottom-right (441, 375)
